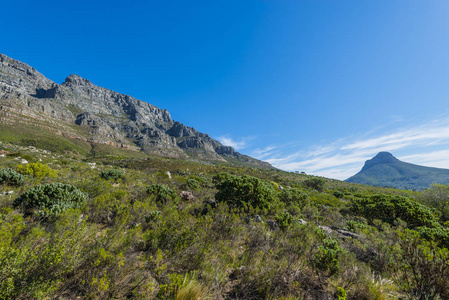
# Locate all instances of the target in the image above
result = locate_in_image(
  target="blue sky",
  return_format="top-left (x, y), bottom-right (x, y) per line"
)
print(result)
top-left (3, 0), bottom-right (449, 179)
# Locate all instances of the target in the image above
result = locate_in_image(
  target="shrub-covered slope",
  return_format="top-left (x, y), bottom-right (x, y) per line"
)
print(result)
top-left (1, 142), bottom-right (448, 299)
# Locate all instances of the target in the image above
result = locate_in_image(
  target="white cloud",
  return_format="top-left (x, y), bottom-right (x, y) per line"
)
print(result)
top-left (251, 145), bottom-right (278, 160)
top-left (217, 136), bottom-right (247, 150)
top-left (264, 117), bottom-right (449, 180)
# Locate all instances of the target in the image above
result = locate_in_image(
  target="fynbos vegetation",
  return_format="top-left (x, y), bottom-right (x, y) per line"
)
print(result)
top-left (1, 142), bottom-right (449, 299)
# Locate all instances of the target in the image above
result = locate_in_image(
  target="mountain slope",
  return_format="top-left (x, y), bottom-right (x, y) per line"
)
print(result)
top-left (0, 53), bottom-right (272, 168)
top-left (346, 151), bottom-right (449, 190)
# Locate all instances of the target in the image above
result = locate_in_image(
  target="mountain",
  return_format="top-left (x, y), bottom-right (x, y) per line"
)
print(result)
top-left (0, 53), bottom-right (272, 168)
top-left (346, 151), bottom-right (449, 190)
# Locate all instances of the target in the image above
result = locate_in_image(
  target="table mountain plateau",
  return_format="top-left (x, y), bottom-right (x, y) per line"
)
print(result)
top-left (0, 53), bottom-right (272, 168)
top-left (346, 151), bottom-right (449, 190)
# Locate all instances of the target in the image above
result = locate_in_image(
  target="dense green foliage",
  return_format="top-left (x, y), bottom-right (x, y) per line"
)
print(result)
top-left (351, 194), bottom-right (440, 228)
top-left (213, 173), bottom-right (276, 210)
top-left (0, 168), bottom-right (25, 186)
top-left (13, 183), bottom-right (88, 217)
top-left (99, 169), bottom-right (125, 180)
top-left (147, 184), bottom-right (177, 203)
top-left (16, 162), bottom-right (57, 179)
top-left (1, 141), bottom-right (449, 299)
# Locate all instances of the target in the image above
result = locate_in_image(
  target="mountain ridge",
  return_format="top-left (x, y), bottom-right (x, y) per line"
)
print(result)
top-left (0, 53), bottom-right (272, 168)
top-left (346, 151), bottom-right (449, 190)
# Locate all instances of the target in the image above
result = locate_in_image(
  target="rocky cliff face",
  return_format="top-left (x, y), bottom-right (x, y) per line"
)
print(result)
top-left (0, 53), bottom-right (272, 168)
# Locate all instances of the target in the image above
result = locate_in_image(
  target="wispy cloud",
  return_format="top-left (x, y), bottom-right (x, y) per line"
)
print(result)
top-left (217, 135), bottom-right (248, 150)
top-left (260, 117), bottom-right (449, 180)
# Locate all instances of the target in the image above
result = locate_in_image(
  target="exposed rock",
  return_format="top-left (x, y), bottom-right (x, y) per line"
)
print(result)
top-left (335, 228), bottom-right (361, 239)
top-left (318, 225), bottom-right (333, 235)
top-left (255, 215), bottom-right (263, 223)
top-left (179, 191), bottom-right (194, 201)
top-left (0, 53), bottom-right (274, 168)
top-left (267, 220), bottom-right (279, 230)
top-left (298, 219), bottom-right (307, 225)
top-left (204, 199), bottom-right (217, 208)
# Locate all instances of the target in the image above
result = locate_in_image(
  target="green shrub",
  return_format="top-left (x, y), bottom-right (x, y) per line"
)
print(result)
top-left (16, 162), bottom-right (57, 179)
top-left (13, 183), bottom-right (88, 217)
top-left (99, 169), bottom-right (125, 180)
top-left (351, 194), bottom-right (440, 229)
top-left (303, 177), bottom-right (326, 192)
top-left (278, 188), bottom-right (309, 208)
top-left (2, 168), bottom-right (26, 186)
top-left (0, 168), bottom-right (25, 186)
top-left (315, 238), bottom-right (341, 276)
top-left (213, 173), bottom-right (276, 210)
top-left (392, 229), bottom-right (449, 299)
top-left (146, 184), bottom-right (177, 202)
top-left (274, 211), bottom-right (295, 231)
top-left (186, 178), bottom-right (200, 190)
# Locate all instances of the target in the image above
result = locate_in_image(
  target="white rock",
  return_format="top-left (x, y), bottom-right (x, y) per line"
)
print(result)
top-left (21, 159), bottom-right (28, 164)
top-left (166, 171), bottom-right (171, 179)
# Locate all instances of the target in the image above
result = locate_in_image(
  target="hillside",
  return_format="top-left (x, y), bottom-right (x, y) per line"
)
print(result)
top-left (0, 53), bottom-right (271, 169)
top-left (1, 140), bottom-right (449, 299)
top-left (1, 54), bottom-right (449, 299)
top-left (346, 151), bottom-right (449, 190)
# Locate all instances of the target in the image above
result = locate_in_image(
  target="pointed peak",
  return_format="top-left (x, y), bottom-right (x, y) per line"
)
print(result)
top-left (63, 74), bottom-right (92, 85)
top-left (363, 151), bottom-right (399, 168)
top-left (372, 152), bottom-right (396, 160)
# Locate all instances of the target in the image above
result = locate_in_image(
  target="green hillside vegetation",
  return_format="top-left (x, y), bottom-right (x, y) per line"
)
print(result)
top-left (1, 142), bottom-right (449, 299)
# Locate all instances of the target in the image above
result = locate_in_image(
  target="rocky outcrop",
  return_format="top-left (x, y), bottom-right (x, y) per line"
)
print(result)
top-left (0, 53), bottom-right (273, 168)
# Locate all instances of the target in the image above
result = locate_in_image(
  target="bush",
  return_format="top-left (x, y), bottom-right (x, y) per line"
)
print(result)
top-left (351, 194), bottom-right (440, 229)
top-left (0, 168), bottom-right (25, 186)
top-left (186, 178), bottom-right (200, 190)
top-left (146, 184), bottom-right (177, 202)
top-left (274, 211), bottom-right (295, 231)
top-left (303, 177), bottom-right (326, 192)
top-left (391, 229), bottom-right (449, 299)
top-left (16, 163), bottom-right (57, 179)
top-left (213, 173), bottom-right (276, 210)
top-left (13, 183), bottom-right (88, 217)
top-left (315, 238), bottom-right (341, 276)
top-left (99, 169), bottom-right (125, 180)
top-left (278, 188), bottom-right (309, 208)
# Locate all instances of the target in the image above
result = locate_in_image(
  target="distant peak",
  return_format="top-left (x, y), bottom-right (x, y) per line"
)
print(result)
top-left (64, 74), bottom-right (92, 85)
top-left (363, 151), bottom-right (398, 169)
top-left (373, 152), bottom-right (396, 160)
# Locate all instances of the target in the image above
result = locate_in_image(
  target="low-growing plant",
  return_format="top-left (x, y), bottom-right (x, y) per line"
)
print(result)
top-left (275, 211), bottom-right (295, 231)
top-left (303, 177), bottom-right (326, 192)
top-left (278, 188), bottom-right (309, 208)
top-left (100, 169), bottom-right (125, 180)
top-left (0, 168), bottom-right (25, 186)
top-left (16, 162), bottom-right (57, 179)
top-left (186, 178), bottom-right (200, 190)
top-left (13, 182), bottom-right (88, 217)
top-left (146, 184), bottom-right (177, 203)
top-left (315, 238), bottom-right (342, 276)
